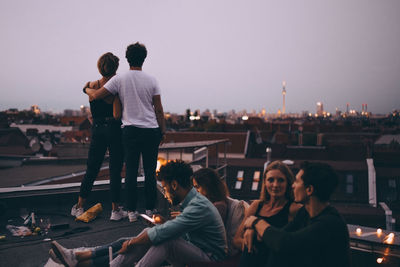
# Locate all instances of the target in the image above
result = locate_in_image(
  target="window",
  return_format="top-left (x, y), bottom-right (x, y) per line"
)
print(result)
top-left (235, 170), bottom-right (244, 190)
top-left (252, 171), bottom-right (261, 191)
top-left (388, 179), bottom-right (396, 188)
top-left (346, 174), bottom-right (354, 194)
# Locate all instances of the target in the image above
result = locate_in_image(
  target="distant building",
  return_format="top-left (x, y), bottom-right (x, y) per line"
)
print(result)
top-left (316, 102), bottom-right (324, 116)
top-left (282, 81), bottom-right (286, 114)
top-left (31, 105), bottom-right (41, 115)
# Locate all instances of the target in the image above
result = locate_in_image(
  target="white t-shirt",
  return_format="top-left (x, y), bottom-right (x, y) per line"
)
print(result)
top-left (105, 70), bottom-right (161, 128)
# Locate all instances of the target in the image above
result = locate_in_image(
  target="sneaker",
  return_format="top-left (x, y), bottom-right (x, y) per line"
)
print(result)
top-left (110, 207), bottom-right (128, 221)
top-left (128, 211), bottom-right (139, 222)
top-left (70, 204), bottom-right (84, 217)
top-left (49, 249), bottom-right (62, 264)
top-left (145, 209), bottom-right (158, 217)
top-left (50, 241), bottom-right (78, 267)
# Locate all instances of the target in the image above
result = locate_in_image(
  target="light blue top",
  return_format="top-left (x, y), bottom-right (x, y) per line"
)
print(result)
top-left (147, 188), bottom-right (227, 261)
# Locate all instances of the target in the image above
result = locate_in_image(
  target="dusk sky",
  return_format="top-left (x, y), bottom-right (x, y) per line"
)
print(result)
top-left (1, 0), bottom-right (399, 115)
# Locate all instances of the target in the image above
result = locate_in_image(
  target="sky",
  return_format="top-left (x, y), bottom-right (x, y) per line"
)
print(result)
top-left (1, 0), bottom-right (399, 115)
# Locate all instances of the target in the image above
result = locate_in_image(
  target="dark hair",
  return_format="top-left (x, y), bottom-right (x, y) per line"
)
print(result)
top-left (157, 160), bottom-right (193, 189)
top-left (260, 160), bottom-right (294, 202)
top-left (300, 161), bottom-right (338, 202)
top-left (97, 52), bottom-right (119, 77)
top-left (192, 168), bottom-right (229, 203)
top-left (125, 42), bottom-right (147, 67)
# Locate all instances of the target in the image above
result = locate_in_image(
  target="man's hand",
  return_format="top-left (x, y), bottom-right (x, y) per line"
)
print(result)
top-left (118, 239), bottom-right (133, 254)
top-left (159, 134), bottom-right (166, 145)
top-left (170, 211), bottom-right (181, 219)
top-left (243, 228), bottom-right (256, 253)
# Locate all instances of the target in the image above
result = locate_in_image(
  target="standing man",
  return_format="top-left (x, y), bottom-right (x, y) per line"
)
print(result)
top-left (85, 42), bottom-right (166, 222)
top-left (243, 161), bottom-right (351, 267)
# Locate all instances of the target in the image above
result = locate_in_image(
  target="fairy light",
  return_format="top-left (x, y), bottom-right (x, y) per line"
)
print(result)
top-left (377, 258), bottom-right (384, 264)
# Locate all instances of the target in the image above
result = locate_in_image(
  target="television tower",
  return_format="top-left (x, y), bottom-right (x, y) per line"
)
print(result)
top-left (282, 81), bottom-right (286, 114)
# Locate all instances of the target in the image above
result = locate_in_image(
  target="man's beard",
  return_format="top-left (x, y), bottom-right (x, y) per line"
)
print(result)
top-left (170, 189), bottom-right (181, 206)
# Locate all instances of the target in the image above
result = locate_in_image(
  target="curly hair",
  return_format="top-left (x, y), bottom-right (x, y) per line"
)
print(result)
top-left (157, 160), bottom-right (193, 189)
top-left (192, 168), bottom-right (229, 203)
top-left (125, 42), bottom-right (147, 67)
top-left (260, 160), bottom-right (295, 202)
top-left (97, 52), bottom-right (119, 78)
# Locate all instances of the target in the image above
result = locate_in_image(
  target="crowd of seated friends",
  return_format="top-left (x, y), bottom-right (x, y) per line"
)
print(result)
top-left (49, 160), bottom-right (350, 267)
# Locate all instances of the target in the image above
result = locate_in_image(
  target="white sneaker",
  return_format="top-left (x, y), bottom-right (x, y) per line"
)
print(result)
top-left (128, 211), bottom-right (139, 222)
top-left (70, 204), bottom-right (84, 217)
top-left (51, 241), bottom-right (78, 267)
top-left (110, 207), bottom-right (128, 221)
top-left (145, 209), bottom-right (158, 217)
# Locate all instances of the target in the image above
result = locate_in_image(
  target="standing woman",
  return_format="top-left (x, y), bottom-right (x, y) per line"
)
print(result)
top-left (234, 161), bottom-right (301, 267)
top-left (71, 52), bottom-right (126, 221)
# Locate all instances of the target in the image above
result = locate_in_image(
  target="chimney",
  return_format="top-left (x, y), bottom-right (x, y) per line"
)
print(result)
top-left (266, 147), bottom-right (272, 162)
top-left (264, 147), bottom-right (272, 174)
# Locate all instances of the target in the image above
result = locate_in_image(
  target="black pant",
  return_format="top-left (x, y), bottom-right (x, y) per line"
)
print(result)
top-left (122, 126), bottom-right (161, 211)
top-left (80, 120), bottom-right (124, 203)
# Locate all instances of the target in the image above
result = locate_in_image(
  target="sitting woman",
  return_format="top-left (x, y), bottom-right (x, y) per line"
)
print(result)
top-left (191, 168), bottom-right (248, 263)
top-left (192, 168), bottom-right (229, 224)
top-left (233, 160), bottom-right (301, 267)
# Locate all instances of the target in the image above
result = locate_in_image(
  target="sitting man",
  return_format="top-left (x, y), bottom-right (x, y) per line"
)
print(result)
top-left (50, 160), bottom-right (227, 267)
top-left (243, 161), bottom-right (350, 267)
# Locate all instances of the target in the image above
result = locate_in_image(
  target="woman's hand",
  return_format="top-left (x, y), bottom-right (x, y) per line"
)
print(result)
top-left (243, 228), bottom-right (256, 253)
top-left (244, 215), bottom-right (258, 229)
top-left (82, 81), bottom-right (90, 94)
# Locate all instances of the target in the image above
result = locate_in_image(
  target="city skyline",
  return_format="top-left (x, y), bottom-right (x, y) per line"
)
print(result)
top-left (1, 0), bottom-right (399, 114)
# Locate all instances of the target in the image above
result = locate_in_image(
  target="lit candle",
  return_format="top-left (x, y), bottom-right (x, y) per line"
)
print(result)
top-left (356, 228), bottom-right (362, 236)
top-left (383, 233), bottom-right (395, 244)
top-left (377, 228), bottom-right (382, 236)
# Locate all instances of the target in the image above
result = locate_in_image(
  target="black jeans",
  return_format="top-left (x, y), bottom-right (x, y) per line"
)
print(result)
top-left (80, 120), bottom-right (124, 203)
top-left (122, 126), bottom-right (161, 211)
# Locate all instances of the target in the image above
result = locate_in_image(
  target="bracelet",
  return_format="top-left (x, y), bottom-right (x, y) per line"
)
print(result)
top-left (251, 218), bottom-right (261, 229)
top-left (83, 87), bottom-right (87, 94)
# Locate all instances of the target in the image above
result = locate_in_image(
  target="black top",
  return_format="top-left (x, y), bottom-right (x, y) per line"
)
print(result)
top-left (237, 200), bottom-right (292, 267)
top-left (256, 200), bottom-right (291, 228)
top-left (89, 99), bottom-right (113, 120)
top-left (262, 205), bottom-right (351, 267)
top-left (88, 80), bottom-right (114, 120)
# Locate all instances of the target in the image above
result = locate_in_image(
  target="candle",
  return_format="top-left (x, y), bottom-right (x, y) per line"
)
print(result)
top-left (356, 228), bottom-right (362, 236)
top-left (383, 233), bottom-right (394, 244)
top-left (109, 246), bottom-right (113, 263)
top-left (377, 228), bottom-right (382, 236)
